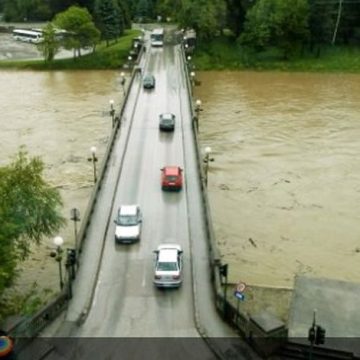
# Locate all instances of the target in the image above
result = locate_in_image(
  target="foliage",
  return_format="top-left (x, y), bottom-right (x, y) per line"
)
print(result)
top-left (177, 0), bottom-right (226, 41)
top-left (94, 0), bottom-right (124, 45)
top-left (0, 149), bottom-right (65, 292)
top-left (223, 0), bottom-right (247, 38)
top-left (239, 0), bottom-right (309, 59)
top-left (115, 0), bottom-right (132, 29)
top-left (0, 282), bottom-right (54, 325)
top-left (193, 33), bottom-right (360, 72)
top-left (135, 0), bottom-right (154, 21)
top-left (54, 5), bottom-right (100, 58)
top-left (37, 22), bottom-right (61, 62)
top-left (3, 0), bottom-right (51, 21)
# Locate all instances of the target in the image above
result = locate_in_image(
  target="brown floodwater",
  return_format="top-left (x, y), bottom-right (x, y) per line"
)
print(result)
top-left (1, 70), bottom-right (360, 296)
top-left (0, 70), bottom-right (124, 293)
top-left (196, 71), bottom-right (360, 288)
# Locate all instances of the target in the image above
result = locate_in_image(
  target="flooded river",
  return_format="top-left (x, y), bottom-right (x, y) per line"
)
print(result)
top-left (196, 71), bottom-right (360, 288)
top-left (0, 70), bottom-right (124, 293)
top-left (1, 69), bottom-right (359, 295)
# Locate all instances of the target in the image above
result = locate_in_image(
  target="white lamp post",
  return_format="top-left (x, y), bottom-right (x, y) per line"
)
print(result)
top-left (52, 236), bottom-right (64, 290)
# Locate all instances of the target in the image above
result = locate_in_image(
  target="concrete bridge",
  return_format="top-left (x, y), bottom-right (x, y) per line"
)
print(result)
top-left (8, 31), bottom-right (264, 360)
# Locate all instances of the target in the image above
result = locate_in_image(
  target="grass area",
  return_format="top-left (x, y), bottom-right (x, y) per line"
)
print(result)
top-left (0, 282), bottom-right (54, 325)
top-left (193, 36), bottom-right (360, 73)
top-left (0, 29), bottom-right (141, 70)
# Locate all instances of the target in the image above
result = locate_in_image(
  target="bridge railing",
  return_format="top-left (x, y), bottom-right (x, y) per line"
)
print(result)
top-left (181, 42), bottom-right (289, 358)
top-left (6, 44), bottom-right (145, 343)
top-left (181, 43), bottom-right (253, 336)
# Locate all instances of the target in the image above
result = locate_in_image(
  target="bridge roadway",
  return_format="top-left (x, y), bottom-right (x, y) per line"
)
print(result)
top-left (38, 38), bottom-right (260, 360)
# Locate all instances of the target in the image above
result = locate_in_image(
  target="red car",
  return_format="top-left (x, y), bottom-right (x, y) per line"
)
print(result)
top-left (161, 166), bottom-right (183, 191)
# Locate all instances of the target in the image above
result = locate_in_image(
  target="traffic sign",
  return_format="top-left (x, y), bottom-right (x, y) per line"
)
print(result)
top-left (235, 281), bottom-right (246, 293)
top-left (234, 291), bottom-right (245, 301)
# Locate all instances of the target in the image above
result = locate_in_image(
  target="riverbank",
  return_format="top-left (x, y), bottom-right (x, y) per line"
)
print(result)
top-left (193, 36), bottom-right (360, 73)
top-left (0, 29), bottom-right (141, 70)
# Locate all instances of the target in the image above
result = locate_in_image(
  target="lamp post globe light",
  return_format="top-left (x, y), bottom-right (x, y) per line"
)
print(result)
top-left (109, 99), bottom-right (115, 128)
top-left (87, 146), bottom-right (98, 183)
top-left (190, 71), bottom-right (196, 87)
top-left (128, 55), bottom-right (132, 68)
top-left (195, 99), bottom-right (202, 110)
top-left (51, 236), bottom-right (64, 290)
top-left (120, 72), bottom-right (126, 96)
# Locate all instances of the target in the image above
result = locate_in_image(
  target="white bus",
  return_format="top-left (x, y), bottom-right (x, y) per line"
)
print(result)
top-left (13, 29), bottom-right (43, 44)
top-left (150, 28), bottom-right (164, 47)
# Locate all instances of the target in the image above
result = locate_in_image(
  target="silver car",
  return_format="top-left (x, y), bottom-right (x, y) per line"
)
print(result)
top-left (114, 205), bottom-right (142, 244)
top-left (153, 244), bottom-right (183, 288)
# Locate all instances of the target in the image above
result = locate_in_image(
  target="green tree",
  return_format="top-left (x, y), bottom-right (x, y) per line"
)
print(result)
top-left (240, 0), bottom-right (309, 59)
top-left (54, 5), bottom-right (100, 58)
top-left (3, 0), bottom-right (52, 21)
top-left (115, 0), bottom-right (131, 29)
top-left (94, 0), bottom-right (123, 46)
top-left (0, 149), bottom-right (65, 291)
top-left (37, 22), bottom-right (61, 62)
top-left (224, 0), bottom-right (247, 38)
top-left (135, 0), bottom-right (152, 20)
top-left (178, 0), bottom-right (226, 40)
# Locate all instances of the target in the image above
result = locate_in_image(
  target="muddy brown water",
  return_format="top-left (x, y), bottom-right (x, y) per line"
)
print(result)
top-left (1, 69), bottom-right (359, 300)
top-left (0, 69), bottom-right (124, 294)
top-left (196, 70), bottom-right (360, 288)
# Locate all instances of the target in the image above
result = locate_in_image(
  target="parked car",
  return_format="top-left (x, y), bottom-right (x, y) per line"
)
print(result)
top-left (143, 74), bottom-right (155, 89)
top-left (161, 166), bottom-right (183, 191)
top-left (114, 205), bottom-right (142, 243)
top-left (153, 244), bottom-right (183, 288)
top-left (159, 113), bottom-right (175, 131)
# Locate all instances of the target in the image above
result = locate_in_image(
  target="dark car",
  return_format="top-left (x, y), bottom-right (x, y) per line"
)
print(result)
top-left (159, 113), bottom-right (175, 131)
top-left (143, 74), bottom-right (155, 89)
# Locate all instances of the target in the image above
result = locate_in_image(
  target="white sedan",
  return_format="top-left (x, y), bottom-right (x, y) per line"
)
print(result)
top-left (153, 244), bottom-right (183, 288)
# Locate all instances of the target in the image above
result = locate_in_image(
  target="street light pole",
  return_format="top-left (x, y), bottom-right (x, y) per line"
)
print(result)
top-left (70, 208), bottom-right (80, 263)
top-left (190, 71), bottom-right (196, 87)
top-left (51, 236), bottom-right (64, 291)
top-left (87, 146), bottom-right (98, 183)
top-left (109, 99), bottom-right (115, 128)
top-left (194, 99), bottom-right (202, 131)
top-left (120, 72), bottom-right (126, 96)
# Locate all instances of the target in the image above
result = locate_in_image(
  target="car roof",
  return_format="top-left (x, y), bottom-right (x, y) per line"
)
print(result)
top-left (160, 113), bottom-right (174, 120)
top-left (158, 248), bottom-right (179, 262)
top-left (144, 74), bottom-right (154, 80)
top-left (119, 205), bottom-right (138, 216)
top-left (163, 166), bottom-right (181, 175)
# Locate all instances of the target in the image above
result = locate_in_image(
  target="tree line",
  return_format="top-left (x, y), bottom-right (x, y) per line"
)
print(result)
top-left (1, 0), bottom-right (359, 59)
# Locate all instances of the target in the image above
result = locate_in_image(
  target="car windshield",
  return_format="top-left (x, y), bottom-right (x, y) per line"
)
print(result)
top-left (144, 76), bottom-right (153, 82)
top-left (118, 214), bottom-right (138, 226)
top-left (162, 118), bottom-right (173, 124)
top-left (166, 175), bottom-right (178, 182)
top-left (157, 261), bottom-right (178, 271)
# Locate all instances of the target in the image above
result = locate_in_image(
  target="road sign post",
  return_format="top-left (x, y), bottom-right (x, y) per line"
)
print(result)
top-left (234, 281), bottom-right (246, 325)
